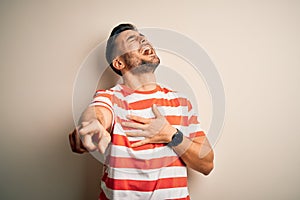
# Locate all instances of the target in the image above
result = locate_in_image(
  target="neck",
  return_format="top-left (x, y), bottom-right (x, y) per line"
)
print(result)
top-left (122, 72), bottom-right (157, 91)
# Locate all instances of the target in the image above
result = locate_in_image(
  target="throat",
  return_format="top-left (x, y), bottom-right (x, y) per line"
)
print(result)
top-left (122, 73), bottom-right (157, 92)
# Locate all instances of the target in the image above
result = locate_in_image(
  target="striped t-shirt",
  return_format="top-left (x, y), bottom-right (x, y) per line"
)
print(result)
top-left (90, 84), bottom-right (205, 200)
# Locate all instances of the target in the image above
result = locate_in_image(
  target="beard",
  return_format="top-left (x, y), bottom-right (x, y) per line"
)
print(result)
top-left (121, 51), bottom-right (160, 75)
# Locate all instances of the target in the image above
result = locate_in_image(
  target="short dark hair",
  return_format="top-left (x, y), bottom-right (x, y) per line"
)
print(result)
top-left (106, 23), bottom-right (137, 76)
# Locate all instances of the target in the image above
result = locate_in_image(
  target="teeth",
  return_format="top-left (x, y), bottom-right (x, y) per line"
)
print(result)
top-left (142, 46), bottom-right (152, 55)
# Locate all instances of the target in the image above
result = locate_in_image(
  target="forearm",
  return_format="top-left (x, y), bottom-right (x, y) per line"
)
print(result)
top-left (79, 106), bottom-right (97, 123)
top-left (77, 105), bottom-right (113, 153)
top-left (172, 136), bottom-right (214, 175)
top-left (79, 106), bottom-right (112, 130)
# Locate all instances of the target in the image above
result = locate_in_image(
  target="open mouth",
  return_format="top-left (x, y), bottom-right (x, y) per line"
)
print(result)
top-left (141, 46), bottom-right (155, 56)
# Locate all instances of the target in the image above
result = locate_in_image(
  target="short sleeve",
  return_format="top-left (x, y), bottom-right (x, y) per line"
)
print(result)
top-left (89, 89), bottom-right (115, 125)
top-left (185, 99), bottom-right (206, 139)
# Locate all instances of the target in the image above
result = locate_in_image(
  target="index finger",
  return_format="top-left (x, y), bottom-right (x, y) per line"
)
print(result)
top-left (127, 115), bottom-right (151, 124)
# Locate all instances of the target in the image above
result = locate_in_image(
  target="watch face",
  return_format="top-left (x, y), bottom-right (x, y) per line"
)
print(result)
top-left (168, 130), bottom-right (183, 147)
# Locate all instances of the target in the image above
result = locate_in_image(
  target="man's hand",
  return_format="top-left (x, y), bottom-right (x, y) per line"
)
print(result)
top-left (68, 128), bottom-right (88, 154)
top-left (122, 104), bottom-right (177, 147)
top-left (78, 119), bottom-right (111, 154)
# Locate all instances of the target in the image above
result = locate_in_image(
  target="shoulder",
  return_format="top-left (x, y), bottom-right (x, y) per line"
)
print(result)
top-left (94, 84), bottom-right (122, 97)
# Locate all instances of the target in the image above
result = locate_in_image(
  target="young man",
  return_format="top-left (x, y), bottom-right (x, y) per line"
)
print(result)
top-left (69, 24), bottom-right (214, 200)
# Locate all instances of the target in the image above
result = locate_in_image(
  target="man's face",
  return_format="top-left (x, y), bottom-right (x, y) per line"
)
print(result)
top-left (114, 30), bottom-right (160, 75)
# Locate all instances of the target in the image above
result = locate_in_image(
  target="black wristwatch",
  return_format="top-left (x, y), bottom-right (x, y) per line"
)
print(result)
top-left (167, 129), bottom-right (184, 147)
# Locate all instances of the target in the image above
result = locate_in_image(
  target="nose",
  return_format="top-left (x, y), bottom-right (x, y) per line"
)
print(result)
top-left (140, 35), bottom-right (147, 44)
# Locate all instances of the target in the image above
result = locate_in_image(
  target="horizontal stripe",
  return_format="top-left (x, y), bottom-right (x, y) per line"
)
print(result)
top-left (112, 134), bottom-right (165, 149)
top-left (107, 110), bottom-right (191, 127)
top-left (94, 94), bottom-right (130, 110)
top-left (94, 93), bottom-right (113, 100)
top-left (94, 85), bottom-right (191, 105)
top-left (189, 131), bottom-right (206, 138)
top-left (128, 97), bottom-right (189, 110)
top-left (113, 112), bottom-right (190, 126)
top-left (112, 102), bottom-right (189, 118)
top-left (110, 96), bottom-right (190, 111)
top-left (166, 115), bottom-right (188, 126)
top-left (95, 85), bottom-right (181, 103)
top-left (107, 156), bottom-right (185, 169)
top-left (166, 197), bottom-right (190, 200)
top-left (104, 177), bottom-right (187, 191)
top-left (105, 166), bottom-right (187, 181)
top-left (101, 181), bottom-right (189, 200)
top-left (120, 91), bottom-right (179, 104)
top-left (112, 124), bottom-right (148, 142)
top-left (110, 144), bottom-right (177, 159)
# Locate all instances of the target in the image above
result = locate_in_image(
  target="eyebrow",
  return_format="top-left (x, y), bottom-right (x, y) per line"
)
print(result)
top-left (126, 33), bottom-right (145, 41)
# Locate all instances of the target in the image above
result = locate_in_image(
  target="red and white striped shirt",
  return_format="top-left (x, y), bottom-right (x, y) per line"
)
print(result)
top-left (90, 84), bottom-right (205, 200)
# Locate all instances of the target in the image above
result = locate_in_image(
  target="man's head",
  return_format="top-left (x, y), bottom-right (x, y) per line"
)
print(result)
top-left (105, 23), bottom-right (160, 76)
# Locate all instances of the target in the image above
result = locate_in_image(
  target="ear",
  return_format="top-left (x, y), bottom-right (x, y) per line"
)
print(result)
top-left (112, 57), bottom-right (125, 71)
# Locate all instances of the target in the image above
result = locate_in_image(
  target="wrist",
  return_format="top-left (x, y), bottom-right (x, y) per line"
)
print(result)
top-left (163, 125), bottom-right (177, 143)
top-left (168, 129), bottom-right (184, 147)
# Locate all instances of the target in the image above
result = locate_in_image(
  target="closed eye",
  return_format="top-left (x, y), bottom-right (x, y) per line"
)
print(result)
top-left (126, 35), bottom-right (137, 42)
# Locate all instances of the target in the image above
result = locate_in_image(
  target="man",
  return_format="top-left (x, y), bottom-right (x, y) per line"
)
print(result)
top-left (69, 23), bottom-right (214, 200)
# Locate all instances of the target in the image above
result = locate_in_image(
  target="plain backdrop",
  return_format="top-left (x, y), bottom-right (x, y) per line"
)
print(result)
top-left (0, 0), bottom-right (299, 199)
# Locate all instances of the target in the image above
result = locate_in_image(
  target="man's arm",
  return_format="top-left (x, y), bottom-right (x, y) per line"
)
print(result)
top-left (122, 104), bottom-right (214, 175)
top-left (79, 105), bottom-right (112, 130)
top-left (68, 106), bottom-right (113, 154)
top-left (172, 135), bottom-right (214, 175)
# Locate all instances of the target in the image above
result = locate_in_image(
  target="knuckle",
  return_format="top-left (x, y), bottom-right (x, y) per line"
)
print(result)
top-left (78, 130), bottom-right (84, 136)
